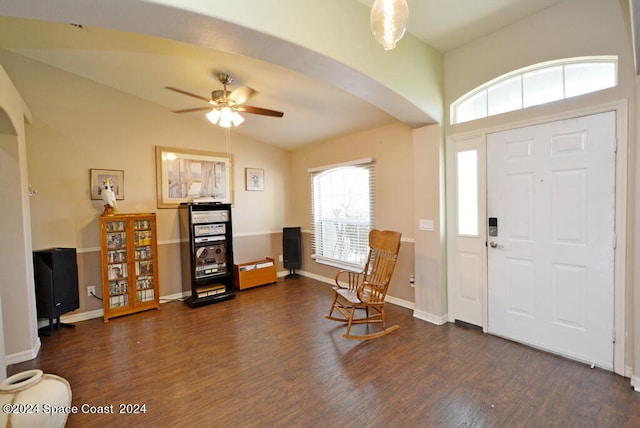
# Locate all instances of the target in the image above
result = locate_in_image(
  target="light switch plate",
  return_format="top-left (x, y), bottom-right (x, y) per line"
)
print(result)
top-left (419, 219), bottom-right (434, 231)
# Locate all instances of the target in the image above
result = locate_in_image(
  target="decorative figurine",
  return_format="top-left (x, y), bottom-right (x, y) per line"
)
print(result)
top-left (101, 178), bottom-right (117, 216)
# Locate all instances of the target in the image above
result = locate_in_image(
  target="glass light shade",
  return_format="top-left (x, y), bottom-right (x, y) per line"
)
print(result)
top-left (206, 106), bottom-right (244, 127)
top-left (206, 109), bottom-right (222, 124)
top-left (370, 0), bottom-right (409, 51)
top-left (220, 106), bottom-right (233, 122)
top-left (231, 112), bottom-right (245, 126)
top-left (218, 118), bottom-right (232, 128)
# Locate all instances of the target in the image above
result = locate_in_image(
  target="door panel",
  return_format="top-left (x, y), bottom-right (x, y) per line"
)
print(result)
top-left (487, 111), bottom-right (616, 368)
top-left (551, 169), bottom-right (587, 244)
top-left (506, 173), bottom-right (534, 239)
top-left (505, 257), bottom-right (535, 317)
top-left (551, 263), bottom-right (587, 329)
top-left (458, 250), bottom-right (482, 303)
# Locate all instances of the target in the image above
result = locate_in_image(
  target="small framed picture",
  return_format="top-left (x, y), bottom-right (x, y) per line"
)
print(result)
top-left (245, 168), bottom-right (264, 191)
top-left (90, 169), bottom-right (124, 200)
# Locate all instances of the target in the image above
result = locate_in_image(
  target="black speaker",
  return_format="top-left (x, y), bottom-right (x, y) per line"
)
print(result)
top-left (283, 227), bottom-right (302, 278)
top-left (33, 248), bottom-right (80, 335)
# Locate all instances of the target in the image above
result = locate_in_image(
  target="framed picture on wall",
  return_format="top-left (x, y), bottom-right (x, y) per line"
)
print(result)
top-left (155, 146), bottom-right (233, 208)
top-left (90, 169), bottom-right (124, 200)
top-left (245, 168), bottom-right (264, 191)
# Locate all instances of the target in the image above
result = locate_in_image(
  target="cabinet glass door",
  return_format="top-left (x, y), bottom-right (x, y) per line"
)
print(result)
top-left (105, 220), bottom-right (129, 310)
top-left (134, 219), bottom-right (155, 304)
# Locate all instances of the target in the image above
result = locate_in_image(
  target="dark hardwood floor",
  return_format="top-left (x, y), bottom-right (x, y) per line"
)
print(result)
top-left (10, 277), bottom-right (640, 427)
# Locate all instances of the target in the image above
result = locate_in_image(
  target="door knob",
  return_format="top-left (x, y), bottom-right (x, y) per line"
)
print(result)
top-left (489, 241), bottom-right (503, 248)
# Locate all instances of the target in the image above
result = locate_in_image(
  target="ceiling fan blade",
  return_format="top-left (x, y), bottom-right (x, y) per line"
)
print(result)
top-left (172, 107), bottom-right (213, 113)
top-left (237, 105), bottom-right (284, 118)
top-left (164, 86), bottom-right (211, 103)
top-left (229, 86), bottom-right (256, 105)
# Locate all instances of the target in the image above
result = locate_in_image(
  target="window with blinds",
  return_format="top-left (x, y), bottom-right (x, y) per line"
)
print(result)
top-left (310, 158), bottom-right (375, 270)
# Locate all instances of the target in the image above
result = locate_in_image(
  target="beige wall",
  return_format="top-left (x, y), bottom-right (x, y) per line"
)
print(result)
top-left (0, 0), bottom-right (446, 365)
top-left (289, 122), bottom-right (418, 304)
top-left (0, 49), bottom-right (293, 325)
top-left (633, 74), bottom-right (640, 388)
top-left (413, 124), bottom-right (446, 322)
top-left (0, 44), bottom-right (428, 336)
top-left (289, 123), bottom-right (414, 233)
top-left (7, 51), bottom-right (291, 250)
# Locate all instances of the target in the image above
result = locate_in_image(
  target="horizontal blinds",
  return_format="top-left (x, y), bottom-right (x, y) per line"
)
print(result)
top-left (307, 157), bottom-right (375, 173)
top-left (310, 158), bottom-right (375, 270)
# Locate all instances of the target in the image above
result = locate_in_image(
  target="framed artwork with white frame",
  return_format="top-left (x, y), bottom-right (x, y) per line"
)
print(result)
top-left (155, 146), bottom-right (233, 208)
top-left (245, 168), bottom-right (264, 191)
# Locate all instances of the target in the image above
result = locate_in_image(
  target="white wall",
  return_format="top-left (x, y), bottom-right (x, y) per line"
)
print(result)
top-left (0, 66), bottom-right (40, 367)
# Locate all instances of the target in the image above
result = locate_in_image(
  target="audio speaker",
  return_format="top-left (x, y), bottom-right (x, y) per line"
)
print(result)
top-left (283, 227), bottom-right (302, 278)
top-left (33, 248), bottom-right (80, 335)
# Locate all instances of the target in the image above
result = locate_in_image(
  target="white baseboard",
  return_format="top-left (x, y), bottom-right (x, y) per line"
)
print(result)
top-left (296, 270), bottom-right (332, 284)
top-left (5, 338), bottom-right (40, 366)
top-left (630, 372), bottom-right (640, 392)
top-left (60, 309), bottom-right (105, 324)
top-left (34, 291), bottom-right (191, 330)
top-left (414, 309), bottom-right (448, 325)
top-left (290, 271), bottom-right (446, 325)
top-left (296, 270), bottom-right (417, 312)
top-left (15, 273), bottom-right (436, 366)
top-left (385, 295), bottom-right (415, 311)
top-left (15, 292), bottom-right (192, 366)
top-left (159, 291), bottom-right (190, 303)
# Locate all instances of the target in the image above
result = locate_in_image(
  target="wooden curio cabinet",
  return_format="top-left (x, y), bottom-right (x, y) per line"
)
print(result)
top-left (99, 213), bottom-right (160, 322)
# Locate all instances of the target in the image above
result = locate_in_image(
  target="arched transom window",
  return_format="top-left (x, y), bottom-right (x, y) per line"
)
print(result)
top-left (451, 56), bottom-right (618, 124)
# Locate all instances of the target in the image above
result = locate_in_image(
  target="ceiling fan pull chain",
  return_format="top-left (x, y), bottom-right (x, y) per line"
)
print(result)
top-left (225, 127), bottom-right (231, 160)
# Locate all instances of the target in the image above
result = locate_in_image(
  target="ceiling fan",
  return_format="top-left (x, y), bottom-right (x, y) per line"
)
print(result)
top-left (165, 72), bottom-right (284, 127)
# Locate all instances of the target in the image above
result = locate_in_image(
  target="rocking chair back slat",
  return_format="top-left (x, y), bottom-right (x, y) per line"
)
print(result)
top-left (325, 229), bottom-right (402, 340)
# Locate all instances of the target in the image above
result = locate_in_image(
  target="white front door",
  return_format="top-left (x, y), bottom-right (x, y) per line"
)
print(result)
top-left (487, 111), bottom-right (616, 368)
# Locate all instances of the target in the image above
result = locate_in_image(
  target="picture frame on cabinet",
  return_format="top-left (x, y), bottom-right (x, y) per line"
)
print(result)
top-left (155, 146), bottom-right (234, 208)
top-left (245, 168), bottom-right (264, 191)
top-left (90, 169), bottom-right (124, 200)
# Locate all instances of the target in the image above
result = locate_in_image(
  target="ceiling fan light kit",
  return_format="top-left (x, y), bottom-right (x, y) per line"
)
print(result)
top-left (206, 106), bottom-right (245, 128)
top-left (166, 72), bottom-right (283, 128)
top-left (370, 0), bottom-right (409, 51)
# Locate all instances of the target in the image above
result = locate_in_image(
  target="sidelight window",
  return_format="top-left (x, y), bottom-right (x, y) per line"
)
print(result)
top-left (457, 150), bottom-right (479, 236)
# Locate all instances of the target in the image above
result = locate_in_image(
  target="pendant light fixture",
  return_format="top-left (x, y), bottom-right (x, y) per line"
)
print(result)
top-left (370, 0), bottom-right (409, 51)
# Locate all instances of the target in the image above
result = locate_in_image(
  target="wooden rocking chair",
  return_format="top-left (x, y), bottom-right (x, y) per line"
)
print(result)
top-left (325, 229), bottom-right (402, 340)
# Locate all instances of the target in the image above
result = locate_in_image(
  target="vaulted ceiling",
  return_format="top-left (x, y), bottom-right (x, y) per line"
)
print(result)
top-left (0, 0), bottom-right (568, 149)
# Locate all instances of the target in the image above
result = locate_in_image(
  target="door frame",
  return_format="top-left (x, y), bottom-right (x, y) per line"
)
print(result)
top-left (446, 100), bottom-right (628, 375)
